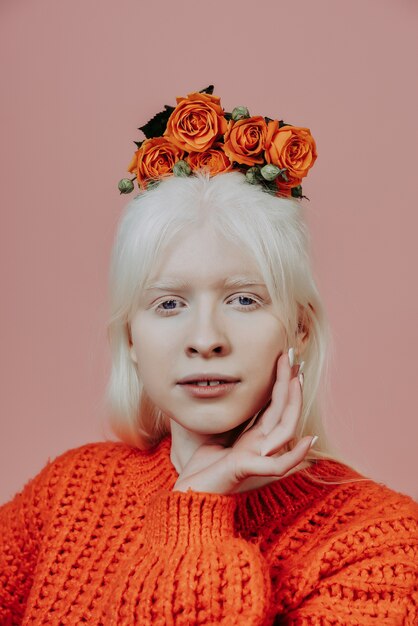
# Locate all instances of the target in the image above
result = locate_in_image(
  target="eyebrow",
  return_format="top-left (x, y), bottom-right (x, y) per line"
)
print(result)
top-left (144, 275), bottom-right (267, 292)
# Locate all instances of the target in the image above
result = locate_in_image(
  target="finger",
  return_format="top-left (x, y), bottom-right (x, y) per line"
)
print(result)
top-left (236, 436), bottom-right (313, 481)
top-left (259, 376), bottom-right (302, 456)
top-left (257, 352), bottom-right (292, 434)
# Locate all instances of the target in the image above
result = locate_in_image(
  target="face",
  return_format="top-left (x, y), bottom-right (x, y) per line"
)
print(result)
top-left (129, 223), bottom-right (289, 436)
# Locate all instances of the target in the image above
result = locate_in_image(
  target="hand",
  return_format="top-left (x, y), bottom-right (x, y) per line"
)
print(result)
top-left (172, 350), bottom-right (315, 495)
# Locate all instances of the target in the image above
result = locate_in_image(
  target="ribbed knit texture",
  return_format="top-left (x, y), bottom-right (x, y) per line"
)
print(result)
top-left (0, 435), bottom-right (417, 625)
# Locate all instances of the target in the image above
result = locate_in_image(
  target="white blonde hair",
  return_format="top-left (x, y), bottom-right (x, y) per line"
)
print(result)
top-left (105, 169), bottom-right (360, 479)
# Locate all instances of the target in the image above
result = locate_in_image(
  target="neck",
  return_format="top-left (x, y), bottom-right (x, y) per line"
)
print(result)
top-left (169, 413), bottom-right (260, 473)
top-left (169, 420), bottom-right (210, 473)
top-left (169, 419), bottom-right (312, 493)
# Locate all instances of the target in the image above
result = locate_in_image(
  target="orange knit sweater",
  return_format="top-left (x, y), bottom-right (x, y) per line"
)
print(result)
top-left (1, 435), bottom-right (417, 625)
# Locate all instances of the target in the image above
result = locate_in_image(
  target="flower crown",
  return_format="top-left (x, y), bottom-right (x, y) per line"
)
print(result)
top-left (118, 85), bottom-right (317, 199)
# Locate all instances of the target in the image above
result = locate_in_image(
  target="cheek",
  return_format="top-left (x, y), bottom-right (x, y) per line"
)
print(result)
top-left (134, 339), bottom-right (155, 370)
top-left (247, 318), bottom-right (286, 356)
top-left (252, 324), bottom-right (287, 383)
top-left (131, 325), bottom-right (175, 387)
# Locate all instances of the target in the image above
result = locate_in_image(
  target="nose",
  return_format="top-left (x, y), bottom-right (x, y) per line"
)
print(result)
top-left (184, 303), bottom-right (231, 358)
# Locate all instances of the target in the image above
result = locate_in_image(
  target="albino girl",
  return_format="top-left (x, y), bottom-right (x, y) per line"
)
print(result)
top-left (1, 109), bottom-right (417, 624)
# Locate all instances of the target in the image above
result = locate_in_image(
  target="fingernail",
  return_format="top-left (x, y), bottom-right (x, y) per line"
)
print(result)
top-left (309, 435), bottom-right (318, 449)
top-left (298, 360), bottom-right (305, 376)
top-left (299, 372), bottom-right (304, 388)
top-left (288, 347), bottom-right (295, 368)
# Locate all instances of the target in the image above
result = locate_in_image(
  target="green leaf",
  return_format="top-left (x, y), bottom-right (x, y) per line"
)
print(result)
top-left (134, 140), bottom-right (144, 149)
top-left (278, 168), bottom-right (288, 182)
top-left (279, 120), bottom-right (293, 128)
top-left (291, 185), bottom-right (303, 198)
top-left (260, 179), bottom-right (278, 195)
top-left (146, 179), bottom-right (161, 191)
top-left (264, 116), bottom-right (273, 123)
top-left (224, 112), bottom-right (232, 121)
top-left (138, 104), bottom-right (175, 139)
top-left (199, 84), bottom-right (214, 95)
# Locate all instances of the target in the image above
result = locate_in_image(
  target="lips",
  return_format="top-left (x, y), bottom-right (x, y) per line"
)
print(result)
top-left (177, 373), bottom-right (240, 384)
top-left (178, 380), bottom-right (239, 398)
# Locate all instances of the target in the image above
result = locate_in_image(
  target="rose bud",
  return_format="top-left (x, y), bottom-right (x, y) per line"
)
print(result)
top-left (118, 178), bottom-right (135, 194)
top-left (231, 106), bottom-right (250, 121)
top-left (291, 185), bottom-right (303, 198)
top-left (173, 160), bottom-right (192, 177)
top-left (260, 164), bottom-right (281, 181)
top-left (245, 167), bottom-right (262, 184)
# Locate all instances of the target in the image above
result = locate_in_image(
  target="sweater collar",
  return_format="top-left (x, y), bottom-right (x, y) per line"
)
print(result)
top-left (137, 434), bottom-right (361, 534)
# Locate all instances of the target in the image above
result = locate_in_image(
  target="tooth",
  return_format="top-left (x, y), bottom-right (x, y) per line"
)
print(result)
top-left (195, 381), bottom-right (221, 386)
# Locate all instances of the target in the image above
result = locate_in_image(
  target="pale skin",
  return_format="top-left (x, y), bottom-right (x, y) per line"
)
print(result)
top-left (169, 353), bottom-right (312, 494)
top-left (129, 222), bottom-right (315, 495)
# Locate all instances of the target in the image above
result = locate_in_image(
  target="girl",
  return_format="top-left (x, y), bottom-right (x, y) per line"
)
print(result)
top-left (1, 94), bottom-right (417, 625)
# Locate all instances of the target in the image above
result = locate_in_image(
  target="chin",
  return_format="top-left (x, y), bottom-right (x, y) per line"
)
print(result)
top-left (173, 414), bottom-right (251, 438)
top-left (205, 417), bottom-right (256, 446)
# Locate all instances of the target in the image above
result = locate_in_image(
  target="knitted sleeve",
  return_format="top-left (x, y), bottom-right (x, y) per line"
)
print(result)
top-left (0, 453), bottom-right (63, 624)
top-left (267, 483), bottom-right (418, 626)
top-left (102, 488), bottom-right (272, 625)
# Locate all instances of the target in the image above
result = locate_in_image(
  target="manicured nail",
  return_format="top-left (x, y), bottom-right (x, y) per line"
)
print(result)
top-left (309, 435), bottom-right (318, 449)
top-left (299, 372), bottom-right (304, 388)
top-left (298, 360), bottom-right (305, 376)
top-left (288, 347), bottom-right (295, 368)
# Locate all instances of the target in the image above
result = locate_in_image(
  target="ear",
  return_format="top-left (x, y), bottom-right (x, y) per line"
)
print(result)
top-left (127, 323), bottom-right (138, 364)
top-left (129, 344), bottom-right (138, 364)
top-left (295, 303), bottom-right (313, 357)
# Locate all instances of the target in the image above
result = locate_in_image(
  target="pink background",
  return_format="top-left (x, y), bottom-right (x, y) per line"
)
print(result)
top-left (1, 0), bottom-right (417, 504)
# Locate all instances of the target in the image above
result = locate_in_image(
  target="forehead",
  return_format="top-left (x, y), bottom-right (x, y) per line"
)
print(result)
top-left (146, 224), bottom-right (264, 288)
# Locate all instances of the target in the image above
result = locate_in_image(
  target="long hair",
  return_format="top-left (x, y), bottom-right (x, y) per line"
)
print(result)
top-left (104, 169), bottom-right (366, 482)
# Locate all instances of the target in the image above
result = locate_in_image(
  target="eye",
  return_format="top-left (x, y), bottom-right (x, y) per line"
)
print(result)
top-left (155, 295), bottom-right (260, 315)
top-left (154, 298), bottom-right (184, 315)
top-left (228, 295), bottom-right (260, 310)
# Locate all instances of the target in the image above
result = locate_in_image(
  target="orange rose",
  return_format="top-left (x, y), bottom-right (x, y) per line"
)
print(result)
top-left (127, 137), bottom-right (184, 189)
top-left (265, 126), bottom-right (317, 188)
top-left (164, 92), bottom-right (227, 153)
top-left (274, 169), bottom-right (302, 194)
top-left (274, 182), bottom-right (294, 198)
top-left (223, 116), bottom-right (278, 167)
top-left (186, 144), bottom-right (233, 176)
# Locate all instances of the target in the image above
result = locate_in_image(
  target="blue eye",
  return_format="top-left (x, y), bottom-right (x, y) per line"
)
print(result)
top-left (232, 295), bottom-right (258, 308)
top-left (154, 295), bottom-right (260, 316)
top-left (231, 296), bottom-right (259, 311)
top-left (156, 299), bottom-right (182, 313)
